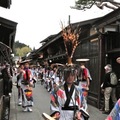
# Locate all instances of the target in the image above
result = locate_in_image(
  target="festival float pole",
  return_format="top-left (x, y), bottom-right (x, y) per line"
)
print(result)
top-left (61, 16), bottom-right (81, 65)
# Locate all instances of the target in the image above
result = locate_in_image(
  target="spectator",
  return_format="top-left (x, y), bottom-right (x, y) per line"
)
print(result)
top-left (102, 64), bottom-right (117, 114)
top-left (1, 62), bottom-right (13, 96)
top-left (16, 64), bottom-right (24, 106)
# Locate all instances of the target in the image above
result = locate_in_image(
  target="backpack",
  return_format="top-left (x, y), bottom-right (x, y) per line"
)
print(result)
top-left (110, 72), bottom-right (118, 85)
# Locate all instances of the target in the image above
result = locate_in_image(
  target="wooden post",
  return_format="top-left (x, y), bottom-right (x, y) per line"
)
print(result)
top-left (67, 56), bottom-right (72, 65)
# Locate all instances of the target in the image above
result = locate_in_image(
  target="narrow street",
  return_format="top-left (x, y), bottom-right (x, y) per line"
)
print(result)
top-left (10, 77), bottom-right (108, 120)
top-left (10, 80), bottom-right (50, 120)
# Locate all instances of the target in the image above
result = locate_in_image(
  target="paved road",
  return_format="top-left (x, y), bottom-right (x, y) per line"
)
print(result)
top-left (10, 79), bottom-right (108, 120)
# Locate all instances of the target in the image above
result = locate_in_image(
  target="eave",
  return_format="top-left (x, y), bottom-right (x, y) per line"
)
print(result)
top-left (93, 8), bottom-right (120, 29)
top-left (0, 0), bottom-right (12, 9)
top-left (37, 33), bottom-right (62, 53)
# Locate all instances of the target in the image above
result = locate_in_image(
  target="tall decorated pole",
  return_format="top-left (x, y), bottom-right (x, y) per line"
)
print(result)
top-left (61, 15), bottom-right (81, 65)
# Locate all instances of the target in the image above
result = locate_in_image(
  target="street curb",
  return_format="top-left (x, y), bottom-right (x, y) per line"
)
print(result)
top-left (10, 86), bottom-right (17, 120)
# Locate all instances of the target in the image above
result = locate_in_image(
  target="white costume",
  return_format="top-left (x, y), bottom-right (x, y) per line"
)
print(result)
top-left (50, 83), bottom-right (87, 120)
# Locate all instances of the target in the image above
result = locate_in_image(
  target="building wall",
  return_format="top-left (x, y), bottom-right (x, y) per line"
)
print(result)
top-left (74, 28), bottom-right (120, 108)
top-left (74, 34), bottom-right (101, 107)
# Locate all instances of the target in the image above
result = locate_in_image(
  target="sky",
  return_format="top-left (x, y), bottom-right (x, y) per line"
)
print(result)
top-left (0, 0), bottom-right (114, 49)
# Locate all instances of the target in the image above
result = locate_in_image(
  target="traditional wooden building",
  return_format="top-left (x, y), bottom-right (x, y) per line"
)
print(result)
top-left (74, 8), bottom-right (120, 108)
top-left (0, 1), bottom-right (17, 119)
top-left (0, 17), bottom-right (17, 120)
top-left (0, 17), bottom-right (17, 64)
top-left (32, 18), bottom-right (99, 66)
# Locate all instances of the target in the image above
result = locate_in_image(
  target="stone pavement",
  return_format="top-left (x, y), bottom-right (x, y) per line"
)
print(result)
top-left (9, 82), bottom-right (108, 120)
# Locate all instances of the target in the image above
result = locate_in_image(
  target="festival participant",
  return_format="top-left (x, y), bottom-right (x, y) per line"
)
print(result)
top-left (16, 63), bottom-right (24, 106)
top-left (21, 60), bottom-right (34, 112)
top-left (76, 62), bottom-right (91, 111)
top-left (49, 66), bottom-right (89, 120)
top-left (105, 98), bottom-right (120, 120)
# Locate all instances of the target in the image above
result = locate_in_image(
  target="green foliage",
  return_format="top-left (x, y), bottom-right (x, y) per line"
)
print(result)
top-left (76, 0), bottom-right (92, 5)
top-left (14, 41), bottom-right (27, 48)
top-left (14, 41), bottom-right (32, 57)
top-left (75, 0), bottom-right (95, 9)
top-left (74, 0), bottom-right (120, 10)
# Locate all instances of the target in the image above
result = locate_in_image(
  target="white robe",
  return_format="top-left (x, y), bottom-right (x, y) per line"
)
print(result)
top-left (50, 84), bottom-right (86, 120)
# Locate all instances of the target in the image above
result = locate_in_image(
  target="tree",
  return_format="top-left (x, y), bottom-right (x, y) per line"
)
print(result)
top-left (71, 0), bottom-right (120, 10)
top-left (14, 41), bottom-right (27, 48)
top-left (14, 41), bottom-right (32, 57)
top-left (15, 46), bottom-right (32, 57)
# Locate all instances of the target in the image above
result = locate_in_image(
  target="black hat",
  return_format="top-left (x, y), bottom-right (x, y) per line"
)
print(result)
top-left (64, 66), bottom-right (75, 80)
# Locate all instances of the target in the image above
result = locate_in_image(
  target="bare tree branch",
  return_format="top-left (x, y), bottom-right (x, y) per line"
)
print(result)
top-left (95, 2), bottom-right (117, 10)
top-left (71, 0), bottom-right (120, 10)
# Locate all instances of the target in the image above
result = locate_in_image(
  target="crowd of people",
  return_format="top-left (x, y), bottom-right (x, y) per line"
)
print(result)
top-left (14, 60), bottom-right (91, 119)
top-left (28, 62), bottom-right (91, 120)
top-left (0, 58), bottom-right (120, 120)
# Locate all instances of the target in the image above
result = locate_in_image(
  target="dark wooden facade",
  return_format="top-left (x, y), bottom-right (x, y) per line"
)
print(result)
top-left (74, 8), bottom-right (120, 108)
top-left (29, 33), bottom-right (67, 65)
top-left (0, 17), bottom-right (17, 63)
top-left (0, 17), bottom-right (17, 120)
top-left (74, 33), bottom-right (101, 107)
top-left (0, 0), bottom-right (11, 9)
top-left (0, 0), bottom-right (17, 119)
